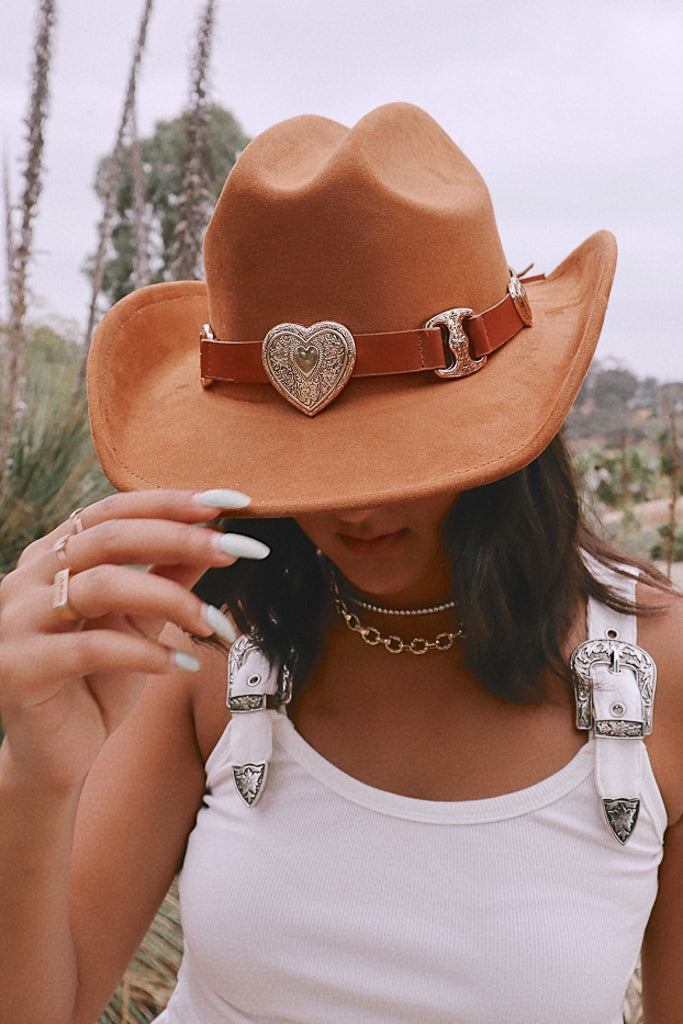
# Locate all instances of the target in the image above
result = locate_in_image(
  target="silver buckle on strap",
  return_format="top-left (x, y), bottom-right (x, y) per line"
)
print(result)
top-left (426, 307), bottom-right (486, 379)
top-left (570, 637), bottom-right (657, 737)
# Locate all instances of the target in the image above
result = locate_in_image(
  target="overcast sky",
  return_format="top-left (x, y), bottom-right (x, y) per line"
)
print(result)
top-left (1, 0), bottom-right (681, 378)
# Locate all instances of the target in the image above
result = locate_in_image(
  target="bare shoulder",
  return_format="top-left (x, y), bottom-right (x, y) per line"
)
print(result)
top-left (637, 581), bottom-right (683, 826)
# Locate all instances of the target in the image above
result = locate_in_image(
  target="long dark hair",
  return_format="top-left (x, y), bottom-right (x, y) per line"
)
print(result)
top-left (194, 432), bottom-right (672, 704)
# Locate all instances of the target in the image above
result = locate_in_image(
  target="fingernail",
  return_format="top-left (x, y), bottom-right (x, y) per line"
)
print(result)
top-left (172, 650), bottom-right (201, 672)
top-left (197, 489), bottom-right (252, 510)
top-left (205, 605), bottom-right (237, 643)
top-left (218, 533), bottom-right (270, 560)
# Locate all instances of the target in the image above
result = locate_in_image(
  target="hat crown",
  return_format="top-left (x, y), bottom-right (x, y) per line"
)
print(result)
top-left (204, 102), bottom-right (509, 340)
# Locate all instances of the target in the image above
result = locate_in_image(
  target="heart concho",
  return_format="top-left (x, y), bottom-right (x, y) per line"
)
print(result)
top-left (261, 321), bottom-right (357, 415)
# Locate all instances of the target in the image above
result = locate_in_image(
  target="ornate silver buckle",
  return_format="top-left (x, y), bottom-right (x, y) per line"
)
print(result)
top-left (426, 307), bottom-right (486, 379)
top-left (200, 323), bottom-right (215, 388)
top-left (507, 268), bottom-right (533, 326)
top-left (570, 637), bottom-right (656, 737)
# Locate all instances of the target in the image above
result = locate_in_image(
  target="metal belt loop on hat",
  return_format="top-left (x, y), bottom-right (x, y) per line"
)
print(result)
top-left (508, 267), bottom-right (534, 326)
top-left (427, 307), bottom-right (481, 379)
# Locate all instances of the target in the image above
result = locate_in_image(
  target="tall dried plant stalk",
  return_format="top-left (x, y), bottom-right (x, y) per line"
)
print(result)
top-left (81, 0), bottom-right (154, 373)
top-left (665, 391), bottom-right (680, 578)
top-left (3, 151), bottom-right (14, 312)
top-left (169, 0), bottom-right (215, 281)
top-left (129, 106), bottom-right (150, 290)
top-left (0, 0), bottom-right (56, 489)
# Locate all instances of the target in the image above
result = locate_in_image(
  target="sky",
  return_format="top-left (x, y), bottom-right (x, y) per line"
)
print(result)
top-left (1, 0), bottom-right (682, 378)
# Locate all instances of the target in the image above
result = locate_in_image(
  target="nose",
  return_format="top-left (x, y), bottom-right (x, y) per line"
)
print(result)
top-left (334, 506), bottom-right (380, 526)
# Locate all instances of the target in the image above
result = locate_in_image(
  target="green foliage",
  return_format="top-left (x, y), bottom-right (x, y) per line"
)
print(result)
top-left (567, 361), bottom-right (646, 444)
top-left (0, 327), bottom-right (112, 577)
top-left (90, 105), bottom-right (250, 304)
top-left (649, 523), bottom-right (683, 562)
top-left (575, 443), bottom-right (658, 508)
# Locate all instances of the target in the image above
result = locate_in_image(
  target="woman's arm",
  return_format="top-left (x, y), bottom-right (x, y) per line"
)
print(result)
top-left (0, 489), bottom-right (258, 1024)
top-left (641, 813), bottom-right (683, 1024)
top-left (638, 585), bottom-right (683, 1023)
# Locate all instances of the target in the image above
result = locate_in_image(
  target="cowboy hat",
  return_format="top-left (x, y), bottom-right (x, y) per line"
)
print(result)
top-left (87, 102), bottom-right (616, 515)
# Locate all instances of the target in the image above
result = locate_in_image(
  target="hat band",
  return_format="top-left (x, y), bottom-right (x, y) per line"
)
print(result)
top-left (200, 268), bottom-right (536, 415)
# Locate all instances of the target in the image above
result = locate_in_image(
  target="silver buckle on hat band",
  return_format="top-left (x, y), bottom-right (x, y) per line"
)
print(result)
top-left (426, 307), bottom-right (486, 379)
top-left (508, 268), bottom-right (533, 326)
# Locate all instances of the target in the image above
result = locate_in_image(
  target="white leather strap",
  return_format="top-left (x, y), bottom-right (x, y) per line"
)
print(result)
top-left (584, 566), bottom-right (650, 843)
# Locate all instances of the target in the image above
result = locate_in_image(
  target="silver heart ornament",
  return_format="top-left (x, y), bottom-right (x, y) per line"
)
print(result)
top-left (261, 321), bottom-right (356, 415)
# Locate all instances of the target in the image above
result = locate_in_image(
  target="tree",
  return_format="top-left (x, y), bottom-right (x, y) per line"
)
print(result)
top-left (89, 105), bottom-right (250, 306)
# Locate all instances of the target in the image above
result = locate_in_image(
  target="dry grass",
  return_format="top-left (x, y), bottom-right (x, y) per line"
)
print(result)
top-left (99, 883), bottom-right (182, 1024)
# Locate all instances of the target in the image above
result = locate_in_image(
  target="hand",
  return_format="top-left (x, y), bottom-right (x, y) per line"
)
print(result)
top-left (0, 489), bottom-right (268, 791)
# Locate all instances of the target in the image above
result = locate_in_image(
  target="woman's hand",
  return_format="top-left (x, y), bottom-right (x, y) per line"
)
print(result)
top-left (0, 489), bottom-right (268, 791)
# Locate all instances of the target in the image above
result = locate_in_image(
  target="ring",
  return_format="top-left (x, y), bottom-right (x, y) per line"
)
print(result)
top-left (69, 507), bottom-right (86, 533)
top-left (52, 568), bottom-right (82, 622)
top-left (52, 507), bottom-right (86, 567)
top-left (53, 534), bottom-right (71, 569)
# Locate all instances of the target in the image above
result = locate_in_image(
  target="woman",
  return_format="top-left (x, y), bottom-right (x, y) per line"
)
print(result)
top-left (1, 103), bottom-right (681, 1024)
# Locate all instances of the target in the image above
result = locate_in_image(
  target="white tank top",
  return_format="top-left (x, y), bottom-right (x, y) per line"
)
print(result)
top-left (156, 580), bottom-right (667, 1024)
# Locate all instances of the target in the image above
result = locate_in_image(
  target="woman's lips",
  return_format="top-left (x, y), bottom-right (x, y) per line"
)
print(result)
top-left (338, 528), bottom-right (408, 556)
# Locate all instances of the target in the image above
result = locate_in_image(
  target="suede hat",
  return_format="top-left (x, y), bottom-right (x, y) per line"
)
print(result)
top-left (87, 102), bottom-right (616, 515)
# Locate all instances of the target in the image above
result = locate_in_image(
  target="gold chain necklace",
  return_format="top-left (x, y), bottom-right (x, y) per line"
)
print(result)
top-left (327, 571), bottom-right (465, 655)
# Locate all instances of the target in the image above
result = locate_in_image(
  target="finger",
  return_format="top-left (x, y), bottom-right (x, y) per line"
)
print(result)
top-left (54, 565), bottom-right (236, 642)
top-left (0, 630), bottom-right (203, 707)
top-left (42, 520), bottom-right (270, 580)
top-left (79, 488), bottom-right (253, 530)
top-left (17, 488), bottom-right (253, 569)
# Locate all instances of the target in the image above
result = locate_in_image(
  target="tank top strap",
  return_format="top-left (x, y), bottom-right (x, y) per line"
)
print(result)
top-left (580, 558), bottom-right (657, 844)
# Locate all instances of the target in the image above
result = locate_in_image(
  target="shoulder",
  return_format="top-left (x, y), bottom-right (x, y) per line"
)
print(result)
top-left (165, 623), bottom-right (233, 763)
top-left (636, 581), bottom-right (683, 826)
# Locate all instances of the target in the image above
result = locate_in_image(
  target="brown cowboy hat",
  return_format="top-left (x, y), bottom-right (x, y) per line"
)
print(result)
top-left (87, 102), bottom-right (616, 516)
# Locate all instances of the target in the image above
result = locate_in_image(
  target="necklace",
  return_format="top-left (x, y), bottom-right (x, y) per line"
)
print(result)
top-left (344, 592), bottom-right (456, 617)
top-left (327, 571), bottom-right (465, 655)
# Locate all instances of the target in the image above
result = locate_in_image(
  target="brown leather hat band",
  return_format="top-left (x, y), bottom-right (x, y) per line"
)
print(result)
top-left (200, 280), bottom-right (534, 387)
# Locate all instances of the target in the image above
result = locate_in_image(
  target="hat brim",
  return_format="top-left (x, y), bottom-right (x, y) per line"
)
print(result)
top-left (88, 230), bottom-right (615, 516)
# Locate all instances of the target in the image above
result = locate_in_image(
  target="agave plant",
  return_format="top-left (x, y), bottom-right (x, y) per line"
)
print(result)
top-left (0, 335), bottom-right (112, 578)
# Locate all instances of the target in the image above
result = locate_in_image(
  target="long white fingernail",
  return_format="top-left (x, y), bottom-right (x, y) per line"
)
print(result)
top-left (198, 489), bottom-right (252, 510)
top-left (172, 650), bottom-right (201, 672)
top-left (218, 533), bottom-right (270, 559)
top-left (205, 605), bottom-right (237, 643)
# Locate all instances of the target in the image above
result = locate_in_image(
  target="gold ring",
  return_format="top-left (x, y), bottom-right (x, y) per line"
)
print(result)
top-left (69, 507), bottom-right (86, 533)
top-left (53, 534), bottom-right (71, 569)
top-left (52, 568), bottom-right (81, 622)
top-left (52, 507), bottom-right (87, 568)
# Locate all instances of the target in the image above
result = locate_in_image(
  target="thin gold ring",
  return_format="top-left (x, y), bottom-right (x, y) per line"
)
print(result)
top-left (69, 507), bottom-right (86, 533)
top-left (53, 534), bottom-right (71, 569)
top-left (52, 507), bottom-right (86, 568)
top-left (52, 568), bottom-right (82, 622)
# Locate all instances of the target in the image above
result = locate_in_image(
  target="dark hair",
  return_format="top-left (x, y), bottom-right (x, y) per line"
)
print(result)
top-left (194, 432), bottom-right (672, 704)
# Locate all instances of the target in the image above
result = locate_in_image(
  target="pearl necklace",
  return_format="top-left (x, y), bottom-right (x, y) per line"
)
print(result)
top-left (344, 592), bottom-right (456, 617)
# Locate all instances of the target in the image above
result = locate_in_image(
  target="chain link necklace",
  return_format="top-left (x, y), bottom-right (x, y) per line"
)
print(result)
top-left (327, 570), bottom-right (465, 655)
